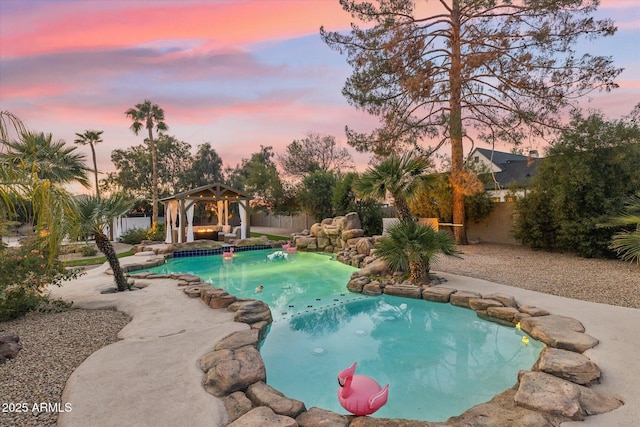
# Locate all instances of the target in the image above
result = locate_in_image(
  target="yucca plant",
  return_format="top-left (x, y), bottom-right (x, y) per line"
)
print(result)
top-left (376, 220), bottom-right (459, 283)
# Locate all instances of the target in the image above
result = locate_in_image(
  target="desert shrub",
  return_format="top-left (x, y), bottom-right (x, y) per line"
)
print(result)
top-left (146, 223), bottom-right (165, 241)
top-left (80, 245), bottom-right (98, 257)
top-left (118, 227), bottom-right (148, 245)
top-left (354, 198), bottom-right (383, 236)
top-left (118, 224), bottom-right (166, 244)
top-left (0, 243), bottom-right (80, 321)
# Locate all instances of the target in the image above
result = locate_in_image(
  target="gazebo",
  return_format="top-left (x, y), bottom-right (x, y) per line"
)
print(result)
top-left (160, 183), bottom-right (251, 243)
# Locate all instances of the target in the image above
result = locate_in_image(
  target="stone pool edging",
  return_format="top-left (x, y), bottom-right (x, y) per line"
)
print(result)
top-left (124, 254), bottom-right (623, 426)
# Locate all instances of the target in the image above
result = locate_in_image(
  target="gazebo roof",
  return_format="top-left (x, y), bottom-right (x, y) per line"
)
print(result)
top-left (160, 182), bottom-right (251, 202)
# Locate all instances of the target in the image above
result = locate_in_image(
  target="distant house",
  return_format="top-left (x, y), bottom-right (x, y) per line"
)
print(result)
top-left (468, 147), bottom-right (542, 202)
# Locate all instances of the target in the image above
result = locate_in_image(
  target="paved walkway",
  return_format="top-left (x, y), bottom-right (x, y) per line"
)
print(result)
top-left (49, 254), bottom-right (640, 426)
top-left (51, 255), bottom-right (247, 427)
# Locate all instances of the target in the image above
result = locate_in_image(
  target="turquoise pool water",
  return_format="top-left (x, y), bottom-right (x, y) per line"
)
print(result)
top-left (144, 249), bottom-right (542, 421)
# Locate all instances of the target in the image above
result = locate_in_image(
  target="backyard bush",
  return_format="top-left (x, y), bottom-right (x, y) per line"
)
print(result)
top-left (0, 242), bottom-right (80, 321)
top-left (118, 227), bottom-right (148, 245)
top-left (146, 223), bottom-right (165, 241)
top-left (354, 198), bottom-right (383, 236)
top-left (80, 244), bottom-right (98, 257)
top-left (117, 224), bottom-right (166, 245)
top-left (513, 111), bottom-right (640, 257)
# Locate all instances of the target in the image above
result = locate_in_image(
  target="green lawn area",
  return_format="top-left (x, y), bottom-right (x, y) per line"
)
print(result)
top-left (62, 248), bottom-right (136, 267)
top-left (250, 232), bottom-right (289, 241)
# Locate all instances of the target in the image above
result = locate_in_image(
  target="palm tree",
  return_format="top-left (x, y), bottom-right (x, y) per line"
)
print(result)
top-left (1, 110), bottom-right (27, 153)
top-left (355, 152), bottom-right (433, 220)
top-left (1, 156), bottom-right (78, 261)
top-left (73, 194), bottom-right (134, 291)
top-left (1, 131), bottom-right (90, 188)
top-left (125, 100), bottom-right (168, 228)
top-left (376, 220), bottom-right (459, 284)
top-left (1, 128), bottom-right (87, 259)
top-left (603, 192), bottom-right (640, 263)
top-left (74, 130), bottom-right (103, 198)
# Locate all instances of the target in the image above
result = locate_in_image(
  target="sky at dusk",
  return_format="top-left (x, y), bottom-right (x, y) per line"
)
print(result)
top-left (1, 0), bottom-right (639, 194)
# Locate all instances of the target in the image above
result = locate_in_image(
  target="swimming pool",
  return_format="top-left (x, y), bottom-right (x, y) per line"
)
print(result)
top-left (144, 249), bottom-right (542, 421)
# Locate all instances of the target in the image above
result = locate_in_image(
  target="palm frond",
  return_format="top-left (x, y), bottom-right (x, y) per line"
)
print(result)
top-left (610, 228), bottom-right (640, 263)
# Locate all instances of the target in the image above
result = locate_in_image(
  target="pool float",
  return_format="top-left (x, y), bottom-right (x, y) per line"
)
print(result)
top-left (267, 251), bottom-right (287, 260)
top-left (337, 362), bottom-right (388, 416)
top-left (282, 241), bottom-right (298, 253)
top-left (222, 247), bottom-right (234, 259)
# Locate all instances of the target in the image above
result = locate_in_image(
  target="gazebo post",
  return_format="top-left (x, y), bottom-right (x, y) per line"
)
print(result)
top-left (239, 199), bottom-right (249, 239)
top-left (217, 200), bottom-right (223, 227)
top-left (179, 198), bottom-right (186, 243)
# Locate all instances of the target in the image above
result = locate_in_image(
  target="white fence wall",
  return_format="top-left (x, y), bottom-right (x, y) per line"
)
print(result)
top-left (111, 216), bottom-right (152, 241)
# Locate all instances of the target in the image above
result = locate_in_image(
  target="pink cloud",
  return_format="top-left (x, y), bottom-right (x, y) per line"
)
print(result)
top-left (1, 1), bottom-right (355, 58)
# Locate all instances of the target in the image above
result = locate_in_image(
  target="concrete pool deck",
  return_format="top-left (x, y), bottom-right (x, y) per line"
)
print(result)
top-left (50, 253), bottom-right (639, 426)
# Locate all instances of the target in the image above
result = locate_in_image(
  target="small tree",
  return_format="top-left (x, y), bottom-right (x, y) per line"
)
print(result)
top-left (106, 134), bottom-right (192, 200)
top-left (73, 194), bottom-right (134, 291)
top-left (180, 143), bottom-right (223, 188)
top-left (231, 145), bottom-right (288, 212)
top-left (298, 170), bottom-right (336, 221)
top-left (278, 132), bottom-right (354, 178)
top-left (333, 172), bottom-right (358, 215)
top-left (376, 220), bottom-right (459, 283)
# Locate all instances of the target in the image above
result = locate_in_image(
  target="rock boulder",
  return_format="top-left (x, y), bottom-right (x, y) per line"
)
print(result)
top-left (534, 347), bottom-right (601, 385)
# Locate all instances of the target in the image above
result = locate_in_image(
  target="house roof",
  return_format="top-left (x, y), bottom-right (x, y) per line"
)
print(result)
top-left (160, 182), bottom-right (251, 202)
top-left (473, 147), bottom-right (528, 166)
top-left (485, 158), bottom-right (542, 190)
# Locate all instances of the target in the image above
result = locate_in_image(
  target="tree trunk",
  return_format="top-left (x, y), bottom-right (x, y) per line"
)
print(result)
top-left (409, 258), bottom-right (427, 283)
top-left (90, 143), bottom-right (100, 199)
top-left (94, 231), bottom-right (128, 291)
top-left (449, 0), bottom-right (468, 245)
top-left (148, 126), bottom-right (158, 228)
top-left (394, 196), bottom-right (413, 221)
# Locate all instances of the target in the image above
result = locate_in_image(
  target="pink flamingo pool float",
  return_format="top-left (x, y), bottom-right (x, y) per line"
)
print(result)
top-left (282, 241), bottom-right (297, 253)
top-left (337, 362), bottom-right (389, 416)
top-left (222, 247), bottom-right (234, 259)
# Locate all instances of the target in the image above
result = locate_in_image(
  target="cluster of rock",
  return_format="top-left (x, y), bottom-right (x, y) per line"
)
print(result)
top-left (292, 212), bottom-right (384, 270)
top-left (0, 333), bottom-right (21, 363)
top-left (124, 249), bottom-right (623, 425)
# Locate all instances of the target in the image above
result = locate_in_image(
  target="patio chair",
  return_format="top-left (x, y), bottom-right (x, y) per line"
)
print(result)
top-left (224, 226), bottom-right (242, 243)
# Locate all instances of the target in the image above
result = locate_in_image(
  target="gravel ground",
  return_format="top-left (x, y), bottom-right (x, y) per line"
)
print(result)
top-left (435, 243), bottom-right (640, 309)
top-left (0, 309), bottom-right (131, 427)
top-left (0, 243), bottom-right (638, 427)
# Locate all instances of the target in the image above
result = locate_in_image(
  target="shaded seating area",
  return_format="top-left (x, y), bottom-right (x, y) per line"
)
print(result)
top-left (161, 183), bottom-right (251, 244)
